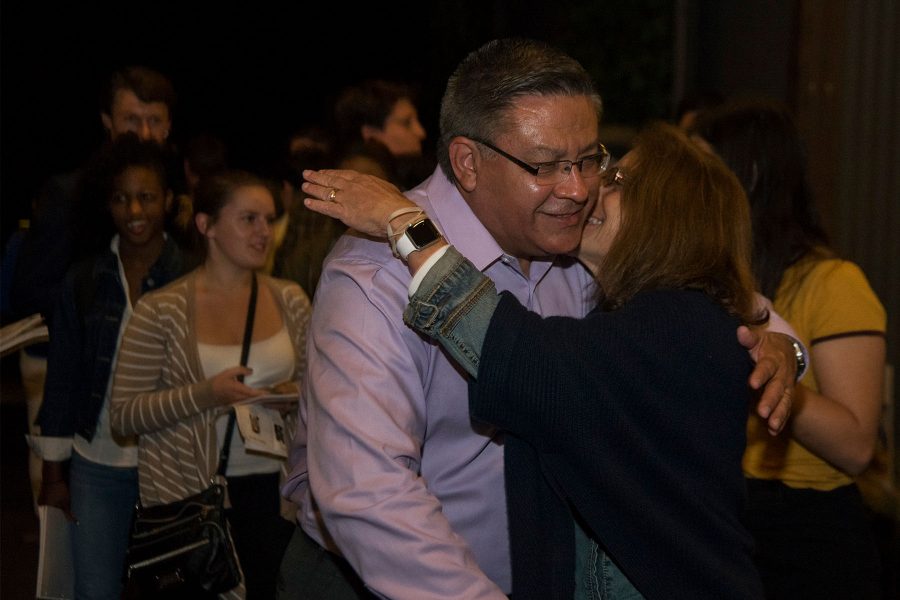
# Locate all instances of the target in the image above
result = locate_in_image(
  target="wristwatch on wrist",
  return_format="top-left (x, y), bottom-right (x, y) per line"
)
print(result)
top-left (396, 218), bottom-right (442, 261)
top-left (790, 339), bottom-right (807, 380)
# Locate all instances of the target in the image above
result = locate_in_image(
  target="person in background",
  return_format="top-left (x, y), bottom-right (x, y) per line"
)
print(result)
top-left (333, 79), bottom-right (431, 189)
top-left (183, 133), bottom-right (229, 194)
top-left (267, 132), bottom-right (345, 298)
top-left (31, 134), bottom-right (184, 600)
top-left (694, 98), bottom-right (886, 599)
top-left (171, 132), bottom-right (229, 265)
top-left (674, 89), bottom-right (724, 130)
top-left (12, 66), bottom-right (177, 513)
top-left (278, 38), bottom-right (799, 600)
top-left (111, 170), bottom-right (311, 600)
top-left (337, 139), bottom-right (396, 184)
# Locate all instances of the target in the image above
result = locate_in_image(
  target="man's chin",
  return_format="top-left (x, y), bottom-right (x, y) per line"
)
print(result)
top-left (538, 238), bottom-right (581, 260)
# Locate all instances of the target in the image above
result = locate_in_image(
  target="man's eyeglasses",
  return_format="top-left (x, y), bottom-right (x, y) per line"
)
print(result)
top-left (600, 166), bottom-right (625, 188)
top-left (470, 137), bottom-right (610, 186)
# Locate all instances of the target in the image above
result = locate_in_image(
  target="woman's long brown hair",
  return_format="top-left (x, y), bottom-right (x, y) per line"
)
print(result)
top-left (597, 122), bottom-right (765, 325)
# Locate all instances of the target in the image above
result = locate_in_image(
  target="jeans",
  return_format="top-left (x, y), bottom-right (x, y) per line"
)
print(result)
top-left (574, 520), bottom-right (644, 600)
top-left (69, 451), bottom-right (139, 600)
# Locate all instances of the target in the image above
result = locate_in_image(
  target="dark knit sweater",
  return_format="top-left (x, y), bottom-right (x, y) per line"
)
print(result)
top-left (470, 289), bottom-right (763, 600)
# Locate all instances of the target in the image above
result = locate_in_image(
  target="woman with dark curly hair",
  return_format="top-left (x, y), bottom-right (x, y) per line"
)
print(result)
top-left (33, 133), bottom-right (185, 599)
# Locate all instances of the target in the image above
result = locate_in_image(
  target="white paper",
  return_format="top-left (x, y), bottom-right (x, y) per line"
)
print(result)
top-left (1, 313), bottom-right (49, 357)
top-left (36, 505), bottom-right (74, 600)
top-left (234, 404), bottom-right (289, 458)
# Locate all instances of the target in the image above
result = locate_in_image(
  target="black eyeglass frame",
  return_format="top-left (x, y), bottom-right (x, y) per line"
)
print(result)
top-left (469, 137), bottom-right (610, 182)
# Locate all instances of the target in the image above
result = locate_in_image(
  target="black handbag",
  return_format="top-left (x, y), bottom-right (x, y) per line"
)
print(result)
top-left (125, 483), bottom-right (240, 595)
top-left (124, 274), bottom-right (258, 596)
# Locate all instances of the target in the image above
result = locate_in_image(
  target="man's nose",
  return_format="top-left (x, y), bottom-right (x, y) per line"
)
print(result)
top-left (555, 165), bottom-right (590, 202)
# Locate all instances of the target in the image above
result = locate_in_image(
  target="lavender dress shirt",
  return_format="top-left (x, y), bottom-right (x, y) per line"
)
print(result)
top-left (282, 167), bottom-right (594, 599)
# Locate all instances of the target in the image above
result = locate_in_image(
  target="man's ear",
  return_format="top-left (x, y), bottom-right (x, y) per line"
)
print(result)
top-left (100, 112), bottom-right (113, 134)
top-left (449, 137), bottom-right (479, 192)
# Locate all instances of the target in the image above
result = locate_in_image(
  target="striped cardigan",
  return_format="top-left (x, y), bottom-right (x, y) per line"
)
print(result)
top-left (111, 269), bottom-right (310, 500)
top-left (110, 270), bottom-right (310, 598)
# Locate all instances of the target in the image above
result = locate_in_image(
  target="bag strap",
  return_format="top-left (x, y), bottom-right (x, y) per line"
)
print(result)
top-left (216, 272), bottom-right (258, 476)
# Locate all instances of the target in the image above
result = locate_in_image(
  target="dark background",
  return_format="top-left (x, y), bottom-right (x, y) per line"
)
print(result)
top-left (2, 2), bottom-right (898, 598)
top-left (1, 0), bottom-right (679, 248)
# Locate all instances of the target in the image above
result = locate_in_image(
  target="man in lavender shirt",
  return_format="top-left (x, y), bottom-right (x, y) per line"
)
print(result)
top-left (279, 38), bottom-right (796, 600)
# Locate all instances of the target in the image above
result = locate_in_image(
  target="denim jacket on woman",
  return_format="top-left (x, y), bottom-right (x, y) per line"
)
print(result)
top-left (402, 246), bottom-right (499, 377)
top-left (38, 235), bottom-right (184, 442)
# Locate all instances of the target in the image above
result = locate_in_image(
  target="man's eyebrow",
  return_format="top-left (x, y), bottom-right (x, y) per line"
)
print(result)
top-left (529, 141), bottom-right (602, 161)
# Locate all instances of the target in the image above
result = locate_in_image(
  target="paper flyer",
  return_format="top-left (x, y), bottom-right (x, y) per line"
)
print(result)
top-left (36, 505), bottom-right (74, 600)
top-left (234, 404), bottom-right (289, 458)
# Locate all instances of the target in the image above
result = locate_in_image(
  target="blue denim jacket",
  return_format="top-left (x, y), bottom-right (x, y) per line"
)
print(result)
top-left (38, 236), bottom-right (183, 441)
top-left (402, 246), bottom-right (499, 378)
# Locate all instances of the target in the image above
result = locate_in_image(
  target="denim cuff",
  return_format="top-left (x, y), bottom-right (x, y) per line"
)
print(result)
top-left (402, 246), bottom-right (500, 378)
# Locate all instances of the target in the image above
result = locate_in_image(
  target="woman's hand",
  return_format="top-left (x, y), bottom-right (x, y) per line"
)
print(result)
top-left (302, 169), bottom-right (419, 238)
top-left (210, 366), bottom-right (268, 406)
top-left (38, 460), bottom-right (75, 521)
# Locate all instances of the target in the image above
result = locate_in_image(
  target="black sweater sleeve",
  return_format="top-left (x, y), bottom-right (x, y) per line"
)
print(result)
top-left (470, 289), bottom-right (763, 600)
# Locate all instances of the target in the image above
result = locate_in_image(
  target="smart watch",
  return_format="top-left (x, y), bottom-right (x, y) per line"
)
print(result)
top-left (395, 218), bottom-right (442, 261)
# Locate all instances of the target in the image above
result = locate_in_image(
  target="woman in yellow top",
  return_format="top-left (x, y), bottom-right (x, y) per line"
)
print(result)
top-left (695, 99), bottom-right (886, 599)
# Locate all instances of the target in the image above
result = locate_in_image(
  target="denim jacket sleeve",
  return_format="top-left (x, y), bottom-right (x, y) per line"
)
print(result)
top-left (402, 246), bottom-right (500, 378)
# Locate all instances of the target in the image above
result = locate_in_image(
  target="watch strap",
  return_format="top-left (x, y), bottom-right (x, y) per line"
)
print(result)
top-left (387, 207), bottom-right (425, 259)
top-left (790, 338), bottom-right (808, 381)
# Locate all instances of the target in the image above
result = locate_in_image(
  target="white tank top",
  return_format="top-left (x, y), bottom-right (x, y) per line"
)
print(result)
top-left (198, 325), bottom-right (294, 476)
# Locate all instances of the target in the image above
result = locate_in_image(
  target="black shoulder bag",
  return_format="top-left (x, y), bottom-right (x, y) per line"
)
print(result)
top-left (124, 274), bottom-right (258, 597)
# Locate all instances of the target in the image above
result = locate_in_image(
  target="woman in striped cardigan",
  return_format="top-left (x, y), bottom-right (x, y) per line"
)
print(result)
top-left (111, 171), bottom-right (312, 599)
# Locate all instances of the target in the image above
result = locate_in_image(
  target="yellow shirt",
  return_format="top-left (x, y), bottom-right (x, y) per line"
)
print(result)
top-left (743, 256), bottom-right (886, 490)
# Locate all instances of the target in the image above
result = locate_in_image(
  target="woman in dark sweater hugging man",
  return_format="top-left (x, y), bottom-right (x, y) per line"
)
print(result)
top-left (302, 123), bottom-right (773, 599)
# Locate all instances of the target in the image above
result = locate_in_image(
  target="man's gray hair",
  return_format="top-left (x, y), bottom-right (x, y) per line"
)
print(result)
top-left (438, 38), bottom-right (602, 183)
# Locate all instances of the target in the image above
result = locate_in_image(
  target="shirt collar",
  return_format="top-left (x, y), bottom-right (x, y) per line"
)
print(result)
top-left (407, 167), bottom-right (506, 273)
top-left (408, 167), bottom-right (561, 285)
